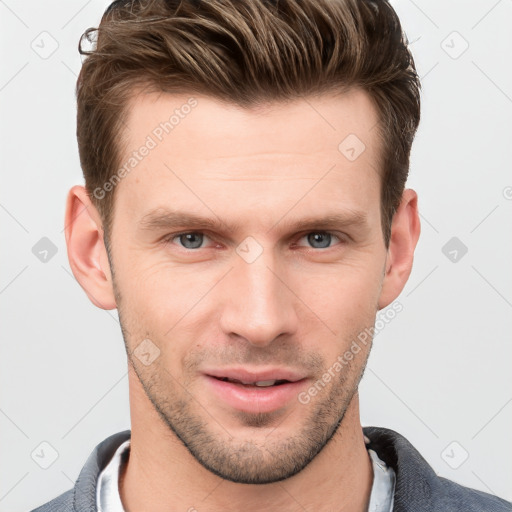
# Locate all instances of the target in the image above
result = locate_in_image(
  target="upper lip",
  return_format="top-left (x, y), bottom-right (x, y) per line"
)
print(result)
top-left (204, 368), bottom-right (307, 383)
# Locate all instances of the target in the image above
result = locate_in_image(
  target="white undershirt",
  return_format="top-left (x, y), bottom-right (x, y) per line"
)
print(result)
top-left (96, 438), bottom-right (395, 512)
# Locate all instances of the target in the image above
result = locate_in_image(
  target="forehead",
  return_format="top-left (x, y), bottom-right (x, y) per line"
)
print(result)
top-left (123, 88), bottom-right (380, 161)
top-left (114, 89), bottom-right (382, 226)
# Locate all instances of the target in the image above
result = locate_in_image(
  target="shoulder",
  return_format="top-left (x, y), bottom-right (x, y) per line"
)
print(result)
top-left (29, 430), bottom-right (131, 512)
top-left (363, 426), bottom-right (512, 512)
top-left (433, 475), bottom-right (512, 511)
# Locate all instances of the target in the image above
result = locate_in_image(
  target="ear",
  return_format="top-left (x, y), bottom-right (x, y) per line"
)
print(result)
top-left (64, 185), bottom-right (117, 310)
top-left (378, 188), bottom-right (421, 309)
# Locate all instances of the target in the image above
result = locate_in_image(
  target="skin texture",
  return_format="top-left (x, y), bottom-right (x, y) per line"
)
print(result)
top-left (65, 89), bottom-right (420, 512)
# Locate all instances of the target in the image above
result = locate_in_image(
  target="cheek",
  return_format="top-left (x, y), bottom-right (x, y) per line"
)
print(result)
top-left (117, 258), bottom-right (193, 319)
top-left (119, 265), bottom-right (223, 369)
top-left (296, 261), bottom-right (382, 322)
top-left (290, 265), bottom-right (382, 370)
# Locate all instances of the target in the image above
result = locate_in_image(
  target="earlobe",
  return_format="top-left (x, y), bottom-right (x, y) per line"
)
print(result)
top-left (64, 185), bottom-right (117, 310)
top-left (377, 188), bottom-right (421, 310)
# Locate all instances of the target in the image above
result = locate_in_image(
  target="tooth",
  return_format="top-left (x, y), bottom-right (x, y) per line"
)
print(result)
top-left (254, 380), bottom-right (277, 387)
top-left (223, 378), bottom-right (278, 387)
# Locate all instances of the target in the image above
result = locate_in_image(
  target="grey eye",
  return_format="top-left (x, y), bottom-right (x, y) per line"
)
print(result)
top-left (177, 232), bottom-right (204, 249)
top-left (306, 232), bottom-right (332, 249)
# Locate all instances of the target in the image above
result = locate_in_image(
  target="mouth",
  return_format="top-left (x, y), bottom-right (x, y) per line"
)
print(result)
top-left (212, 376), bottom-right (292, 387)
top-left (203, 373), bottom-right (309, 414)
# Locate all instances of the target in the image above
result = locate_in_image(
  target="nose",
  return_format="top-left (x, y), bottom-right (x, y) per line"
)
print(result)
top-left (219, 247), bottom-right (299, 347)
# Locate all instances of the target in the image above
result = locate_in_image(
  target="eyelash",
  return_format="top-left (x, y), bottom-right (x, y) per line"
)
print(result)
top-left (162, 231), bottom-right (346, 251)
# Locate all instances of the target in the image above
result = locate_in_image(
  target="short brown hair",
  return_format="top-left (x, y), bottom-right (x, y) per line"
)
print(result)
top-left (76, 0), bottom-right (420, 246)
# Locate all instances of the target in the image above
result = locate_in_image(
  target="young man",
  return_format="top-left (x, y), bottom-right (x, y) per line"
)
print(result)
top-left (32, 0), bottom-right (511, 511)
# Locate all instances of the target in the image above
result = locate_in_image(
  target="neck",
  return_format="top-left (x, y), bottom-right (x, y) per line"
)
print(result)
top-left (119, 367), bottom-right (373, 512)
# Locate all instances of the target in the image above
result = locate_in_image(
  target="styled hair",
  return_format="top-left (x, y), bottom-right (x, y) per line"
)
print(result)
top-left (77, 0), bottom-right (420, 246)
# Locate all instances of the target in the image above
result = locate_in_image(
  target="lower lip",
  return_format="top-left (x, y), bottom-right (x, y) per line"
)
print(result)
top-left (203, 375), bottom-right (308, 414)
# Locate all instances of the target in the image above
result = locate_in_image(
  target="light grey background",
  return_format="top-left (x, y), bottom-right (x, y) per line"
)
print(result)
top-left (1, 1), bottom-right (511, 511)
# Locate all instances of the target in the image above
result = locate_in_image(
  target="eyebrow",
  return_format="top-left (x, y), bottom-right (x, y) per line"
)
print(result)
top-left (138, 207), bottom-right (369, 236)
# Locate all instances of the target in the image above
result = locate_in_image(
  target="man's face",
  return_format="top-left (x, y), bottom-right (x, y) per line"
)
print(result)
top-left (108, 90), bottom-right (387, 484)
